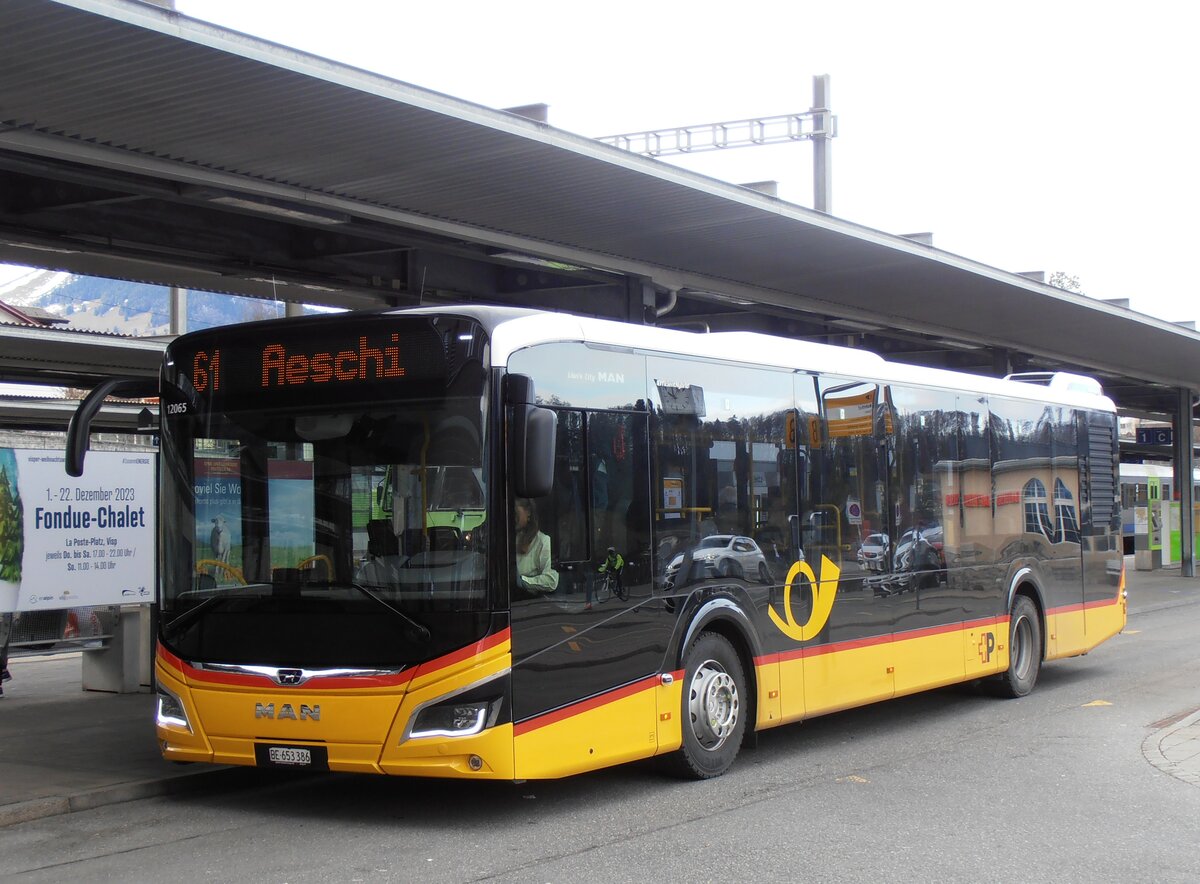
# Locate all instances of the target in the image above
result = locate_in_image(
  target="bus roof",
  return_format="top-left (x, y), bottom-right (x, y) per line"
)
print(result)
top-left (394, 306), bottom-right (1117, 413)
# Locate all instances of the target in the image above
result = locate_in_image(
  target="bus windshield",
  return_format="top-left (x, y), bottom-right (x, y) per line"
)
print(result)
top-left (158, 314), bottom-right (492, 668)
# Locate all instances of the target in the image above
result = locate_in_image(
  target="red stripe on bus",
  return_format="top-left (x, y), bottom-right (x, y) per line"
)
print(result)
top-left (157, 643), bottom-right (184, 673)
top-left (768, 633), bottom-right (892, 664)
top-left (759, 615), bottom-right (1008, 666)
top-left (162, 627), bottom-right (511, 690)
top-left (513, 674), bottom-right (660, 736)
top-left (409, 628), bottom-right (511, 682)
top-left (1045, 597), bottom-right (1123, 617)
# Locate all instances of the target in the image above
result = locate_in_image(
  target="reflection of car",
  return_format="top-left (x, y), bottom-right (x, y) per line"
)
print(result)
top-left (666, 535), bottom-right (771, 585)
top-left (864, 525), bottom-right (945, 597)
top-left (856, 533), bottom-right (890, 571)
top-left (893, 525), bottom-right (945, 574)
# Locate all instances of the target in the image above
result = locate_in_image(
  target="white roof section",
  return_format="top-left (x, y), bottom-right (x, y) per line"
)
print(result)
top-left (490, 311), bottom-right (1116, 413)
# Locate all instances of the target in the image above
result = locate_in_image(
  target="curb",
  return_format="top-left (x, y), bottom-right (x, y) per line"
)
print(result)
top-left (0, 766), bottom-right (242, 829)
top-left (1130, 596), bottom-right (1200, 617)
top-left (1142, 708), bottom-right (1200, 787)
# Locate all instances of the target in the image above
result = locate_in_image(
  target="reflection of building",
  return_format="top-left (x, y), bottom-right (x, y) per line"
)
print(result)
top-left (935, 456), bottom-right (1082, 563)
top-left (711, 439), bottom-right (781, 529)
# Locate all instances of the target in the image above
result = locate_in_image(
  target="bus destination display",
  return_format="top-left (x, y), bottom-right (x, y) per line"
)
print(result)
top-left (192, 333), bottom-right (408, 393)
top-left (168, 319), bottom-right (452, 411)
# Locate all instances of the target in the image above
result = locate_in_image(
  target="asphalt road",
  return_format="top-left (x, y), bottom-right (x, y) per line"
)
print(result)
top-left (3, 602), bottom-right (1199, 884)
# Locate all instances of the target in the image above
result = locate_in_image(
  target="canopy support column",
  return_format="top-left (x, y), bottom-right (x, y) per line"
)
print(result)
top-left (1175, 387), bottom-right (1196, 577)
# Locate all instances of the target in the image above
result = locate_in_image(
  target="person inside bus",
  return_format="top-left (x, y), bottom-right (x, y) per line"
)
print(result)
top-left (356, 519), bottom-right (403, 588)
top-left (515, 497), bottom-right (558, 594)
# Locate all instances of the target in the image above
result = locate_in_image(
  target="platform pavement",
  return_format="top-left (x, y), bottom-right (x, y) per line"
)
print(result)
top-left (1, 560), bottom-right (1199, 827)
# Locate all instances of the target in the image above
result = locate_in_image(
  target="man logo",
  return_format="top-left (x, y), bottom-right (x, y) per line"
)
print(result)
top-left (255, 702), bottom-right (320, 721)
top-left (277, 669), bottom-right (304, 686)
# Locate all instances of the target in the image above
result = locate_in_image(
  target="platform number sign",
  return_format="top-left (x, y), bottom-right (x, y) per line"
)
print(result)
top-left (1136, 427), bottom-right (1173, 446)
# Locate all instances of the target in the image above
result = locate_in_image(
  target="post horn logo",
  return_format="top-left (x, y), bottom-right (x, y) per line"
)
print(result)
top-left (768, 555), bottom-right (841, 642)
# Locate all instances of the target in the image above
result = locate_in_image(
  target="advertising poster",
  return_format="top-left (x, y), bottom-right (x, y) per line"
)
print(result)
top-left (0, 449), bottom-right (155, 613)
top-left (1134, 506), bottom-right (1148, 536)
top-left (194, 456), bottom-right (243, 582)
top-left (662, 477), bottom-right (684, 514)
top-left (268, 459), bottom-right (315, 571)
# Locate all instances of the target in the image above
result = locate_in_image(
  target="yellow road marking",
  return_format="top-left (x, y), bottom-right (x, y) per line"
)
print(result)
top-left (837, 774), bottom-right (870, 784)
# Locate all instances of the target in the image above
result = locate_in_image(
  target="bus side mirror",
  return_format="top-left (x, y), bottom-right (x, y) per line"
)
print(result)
top-left (505, 373), bottom-right (557, 499)
top-left (66, 377), bottom-right (158, 477)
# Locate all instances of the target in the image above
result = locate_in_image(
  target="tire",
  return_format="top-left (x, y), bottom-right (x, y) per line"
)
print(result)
top-left (991, 594), bottom-right (1042, 698)
top-left (661, 631), bottom-right (748, 779)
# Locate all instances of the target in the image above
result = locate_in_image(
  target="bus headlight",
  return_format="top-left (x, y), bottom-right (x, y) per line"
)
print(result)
top-left (156, 685), bottom-right (192, 733)
top-left (410, 699), bottom-right (499, 739)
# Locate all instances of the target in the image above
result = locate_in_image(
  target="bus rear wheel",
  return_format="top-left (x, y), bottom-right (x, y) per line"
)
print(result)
top-left (663, 631), bottom-right (747, 779)
top-left (991, 594), bottom-right (1042, 698)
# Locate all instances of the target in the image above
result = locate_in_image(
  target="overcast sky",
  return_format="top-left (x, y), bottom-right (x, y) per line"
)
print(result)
top-left (7, 1), bottom-right (1197, 324)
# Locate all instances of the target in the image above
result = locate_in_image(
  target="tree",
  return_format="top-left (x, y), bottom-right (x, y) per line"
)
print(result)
top-left (1047, 271), bottom-right (1083, 293)
top-left (0, 462), bottom-right (23, 583)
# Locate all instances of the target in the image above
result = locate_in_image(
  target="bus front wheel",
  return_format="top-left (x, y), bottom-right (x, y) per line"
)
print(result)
top-left (664, 631), bottom-right (747, 779)
top-left (991, 594), bottom-right (1042, 698)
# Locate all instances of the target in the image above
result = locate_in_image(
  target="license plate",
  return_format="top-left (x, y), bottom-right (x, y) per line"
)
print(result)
top-left (268, 746), bottom-right (311, 766)
top-left (255, 743), bottom-right (328, 769)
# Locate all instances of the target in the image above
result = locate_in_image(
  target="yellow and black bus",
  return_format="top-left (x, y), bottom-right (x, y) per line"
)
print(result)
top-left (68, 306), bottom-right (1126, 780)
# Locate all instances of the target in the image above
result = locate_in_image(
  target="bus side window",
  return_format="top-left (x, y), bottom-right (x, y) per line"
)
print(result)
top-left (550, 410), bottom-right (588, 565)
top-left (588, 412), bottom-right (633, 557)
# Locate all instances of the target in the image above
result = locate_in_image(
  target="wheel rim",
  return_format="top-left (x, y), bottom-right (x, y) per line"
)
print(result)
top-left (687, 658), bottom-right (740, 751)
top-left (1012, 614), bottom-right (1033, 680)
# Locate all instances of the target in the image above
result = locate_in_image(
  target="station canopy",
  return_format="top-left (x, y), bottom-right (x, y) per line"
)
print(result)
top-left (2, 0), bottom-right (1199, 415)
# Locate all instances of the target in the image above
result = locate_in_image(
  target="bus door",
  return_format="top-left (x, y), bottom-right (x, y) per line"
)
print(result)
top-left (887, 385), bottom-right (971, 691)
top-left (800, 377), bottom-right (896, 715)
top-left (509, 407), bottom-right (666, 776)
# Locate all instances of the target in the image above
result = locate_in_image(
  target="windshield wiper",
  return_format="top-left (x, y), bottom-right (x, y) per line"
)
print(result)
top-left (164, 582), bottom-right (431, 645)
top-left (324, 581), bottom-right (431, 644)
top-left (163, 591), bottom-right (237, 636)
top-left (164, 584), bottom-right (271, 636)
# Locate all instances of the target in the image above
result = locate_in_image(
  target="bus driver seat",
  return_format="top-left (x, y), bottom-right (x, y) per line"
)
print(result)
top-left (358, 519), bottom-right (403, 588)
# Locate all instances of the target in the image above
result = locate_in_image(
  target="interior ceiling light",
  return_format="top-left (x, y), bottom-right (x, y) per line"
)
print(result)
top-left (681, 288), bottom-right (756, 306)
top-left (2, 241), bottom-right (79, 255)
top-left (828, 318), bottom-right (885, 332)
top-left (932, 338), bottom-right (983, 351)
top-left (490, 251), bottom-right (590, 273)
top-left (206, 195), bottom-right (350, 226)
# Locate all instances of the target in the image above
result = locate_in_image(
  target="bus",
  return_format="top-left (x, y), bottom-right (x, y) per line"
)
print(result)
top-left (1118, 462), bottom-right (1200, 553)
top-left (67, 306), bottom-right (1126, 780)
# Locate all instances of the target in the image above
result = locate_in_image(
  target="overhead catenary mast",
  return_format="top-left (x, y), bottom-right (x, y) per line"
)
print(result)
top-left (597, 75), bottom-right (837, 213)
